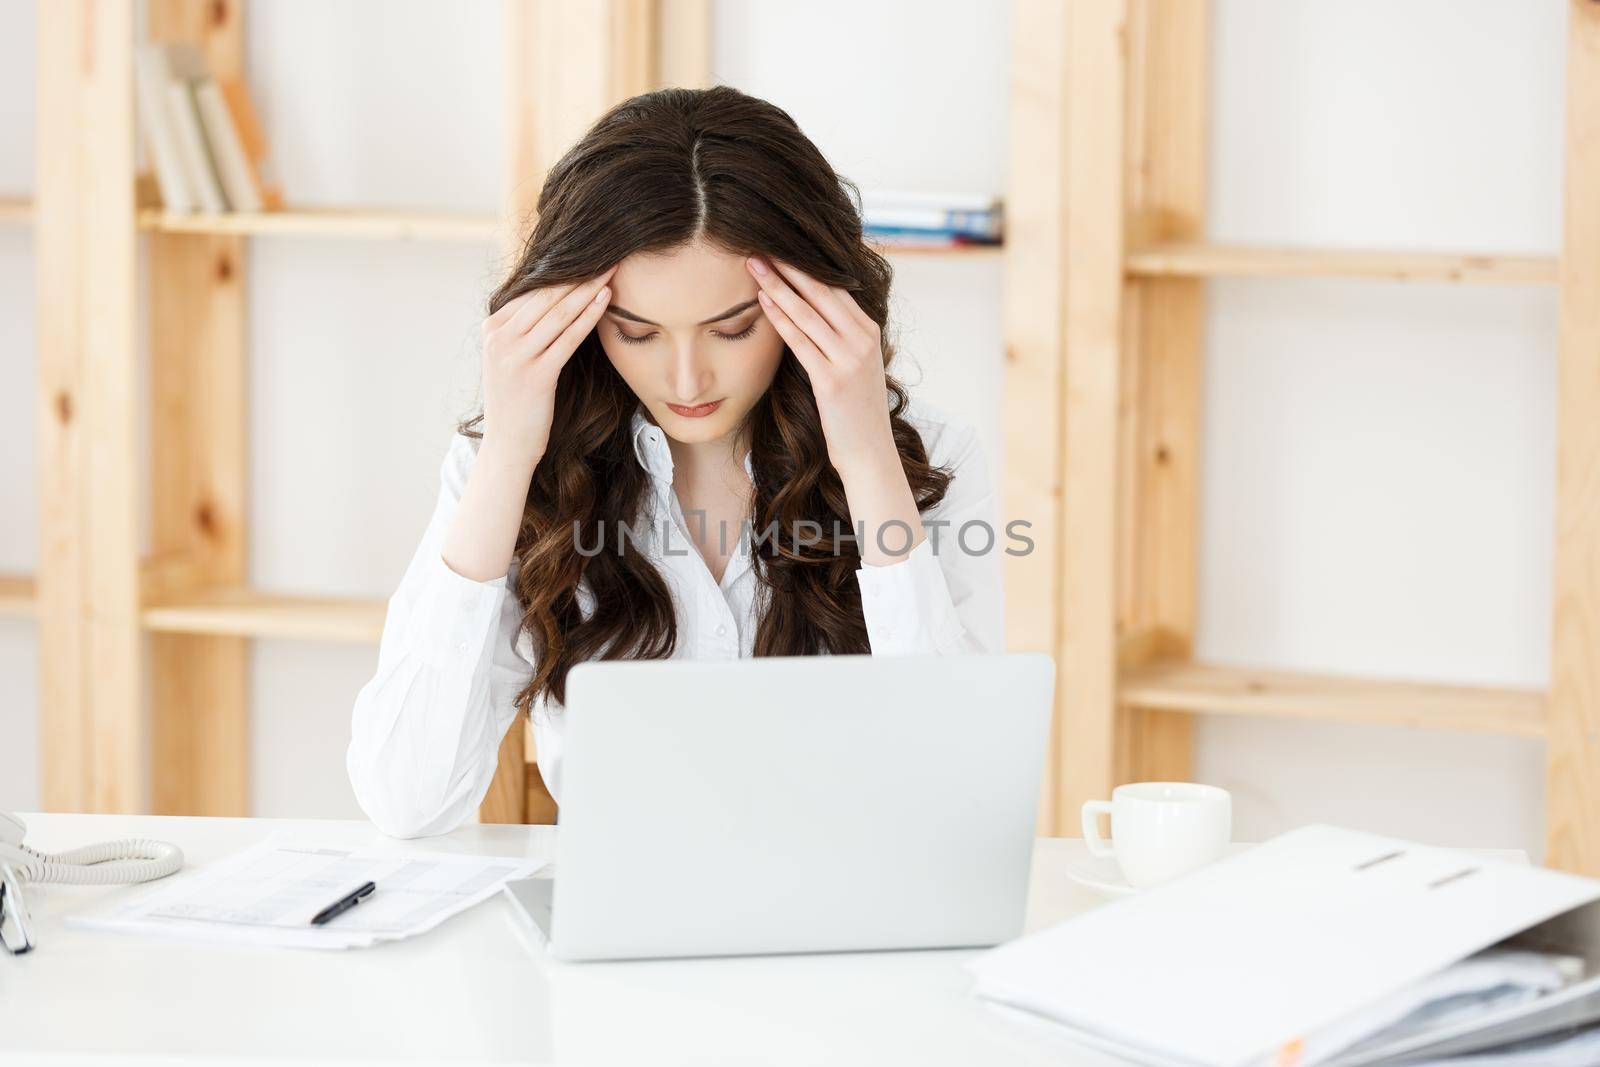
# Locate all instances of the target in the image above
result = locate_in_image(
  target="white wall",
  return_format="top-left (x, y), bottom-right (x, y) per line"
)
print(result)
top-left (0, 0), bottom-right (1569, 859)
top-left (0, 0), bottom-right (39, 811)
top-left (242, 1), bottom-right (508, 817)
top-left (1194, 0), bottom-right (1564, 855)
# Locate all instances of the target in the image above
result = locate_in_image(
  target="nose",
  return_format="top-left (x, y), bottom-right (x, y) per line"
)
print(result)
top-left (666, 340), bottom-right (715, 403)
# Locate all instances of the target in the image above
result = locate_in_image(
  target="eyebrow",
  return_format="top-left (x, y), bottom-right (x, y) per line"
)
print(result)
top-left (606, 299), bottom-right (759, 327)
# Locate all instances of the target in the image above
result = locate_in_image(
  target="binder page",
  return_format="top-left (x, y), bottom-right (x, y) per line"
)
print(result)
top-left (966, 825), bottom-right (1600, 1067)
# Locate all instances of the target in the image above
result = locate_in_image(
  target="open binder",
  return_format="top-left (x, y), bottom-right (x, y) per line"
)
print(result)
top-left (966, 825), bottom-right (1600, 1066)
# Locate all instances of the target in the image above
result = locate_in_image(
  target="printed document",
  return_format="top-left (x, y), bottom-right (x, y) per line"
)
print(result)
top-left (68, 835), bottom-right (546, 949)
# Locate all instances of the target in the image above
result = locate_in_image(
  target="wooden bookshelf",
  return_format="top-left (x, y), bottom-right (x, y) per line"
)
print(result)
top-left (32, 0), bottom-right (722, 822)
top-left (0, 197), bottom-right (30, 224)
top-left (0, 574), bottom-right (35, 618)
top-left (1125, 242), bottom-right (1559, 285)
top-left (1119, 660), bottom-right (1547, 739)
top-left (1007, 0), bottom-right (1600, 872)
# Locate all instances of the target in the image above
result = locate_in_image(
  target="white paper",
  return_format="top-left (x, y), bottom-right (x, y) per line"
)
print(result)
top-left (1318, 949), bottom-right (1582, 1063)
top-left (1404, 1024), bottom-right (1600, 1066)
top-left (67, 835), bottom-right (546, 950)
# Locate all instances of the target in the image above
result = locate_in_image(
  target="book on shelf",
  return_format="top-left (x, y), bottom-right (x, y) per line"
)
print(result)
top-left (195, 79), bottom-right (262, 212)
top-left (865, 227), bottom-right (1000, 249)
top-left (135, 43), bottom-right (280, 215)
top-left (161, 45), bottom-right (228, 213)
top-left (218, 78), bottom-right (285, 211)
top-left (859, 189), bottom-right (1004, 243)
top-left (133, 45), bottom-right (193, 213)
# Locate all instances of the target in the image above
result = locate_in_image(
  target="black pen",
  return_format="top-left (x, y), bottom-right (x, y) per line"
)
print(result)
top-left (310, 881), bottom-right (376, 926)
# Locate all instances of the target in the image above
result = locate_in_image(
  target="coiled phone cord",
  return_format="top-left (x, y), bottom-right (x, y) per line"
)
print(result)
top-left (2, 838), bottom-right (184, 885)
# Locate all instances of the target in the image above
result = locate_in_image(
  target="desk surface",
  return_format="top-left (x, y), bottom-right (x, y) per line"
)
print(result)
top-left (1, 814), bottom-right (1117, 1066)
top-left (0, 815), bottom-right (1528, 1066)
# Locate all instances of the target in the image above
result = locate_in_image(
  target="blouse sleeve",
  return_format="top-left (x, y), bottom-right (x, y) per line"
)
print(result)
top-left (346, 432), bottom-right (534, 839)
top-left (854, 419), bottom-right (1005, 655)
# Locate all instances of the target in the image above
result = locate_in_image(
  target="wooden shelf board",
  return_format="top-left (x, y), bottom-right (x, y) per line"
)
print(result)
top-left (867, 239), bottom-right (1004, 257)
top-left (132, 207), bottom-right (1002, 253)
top-left (0, 574), bottom-right (36, 618)
top-left (1119, 660), bottom-right (1547, 738)
top-left (137, 206), bottom-right (501, 242)
top-left (1126, 242), bottom-right (1559, 285)
top-left (0, 197), bottom-right (31, 225)
top-left (142, 588), bottom-right (387, 643)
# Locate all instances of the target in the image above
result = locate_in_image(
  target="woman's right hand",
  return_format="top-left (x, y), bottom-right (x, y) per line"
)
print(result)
top-left (479, 264), bottom-right (618, 464)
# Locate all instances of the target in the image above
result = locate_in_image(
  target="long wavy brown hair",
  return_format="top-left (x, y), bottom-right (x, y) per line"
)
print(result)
top-left (460, 85), bottom-right (952, 712)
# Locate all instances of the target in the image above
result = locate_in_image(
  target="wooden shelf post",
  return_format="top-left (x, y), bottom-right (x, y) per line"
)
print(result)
top-left (1007, 0), bottom-right (1208, 833)
top-left (1547, 0), bottom-right (1600, 875)
top-left (145, 0), bottom-right (250, 816)
top-left (37, 0), bottom-right (249, 815)
top-left (36, 0), bottom-right (143, 812)
top-left (1005, 0), bottom-right (1130, 834)
top-left (1113, 0), bottom-right (1209, 788)
top-left (1003, 0), bottom-right (1067, 834)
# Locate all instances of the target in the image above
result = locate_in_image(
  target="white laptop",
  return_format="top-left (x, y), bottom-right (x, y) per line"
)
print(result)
top-left (504, 651), bottom-right (1055, 962)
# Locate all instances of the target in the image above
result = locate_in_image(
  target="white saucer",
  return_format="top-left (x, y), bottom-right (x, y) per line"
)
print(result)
top-left (1064, 843), bottom-right (1253, 897)
top-left (1062, 853), bottom-right (1141, 897)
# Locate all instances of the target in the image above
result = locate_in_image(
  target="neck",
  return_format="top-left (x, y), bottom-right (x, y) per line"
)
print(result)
top-left (666, 426), bottom-right (748, 491)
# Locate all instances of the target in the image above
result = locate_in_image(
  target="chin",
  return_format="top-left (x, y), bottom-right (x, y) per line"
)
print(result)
top-left (656, 404), bottom-right (743, 444)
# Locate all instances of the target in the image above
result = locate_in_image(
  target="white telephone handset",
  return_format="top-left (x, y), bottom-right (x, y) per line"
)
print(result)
top-left (0, 810), bottom-right (183, 885)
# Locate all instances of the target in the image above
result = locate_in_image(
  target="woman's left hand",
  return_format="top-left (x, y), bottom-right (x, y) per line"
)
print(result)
top-left (746, 254), bottom-right (926, 564)
top-left (745, 255), bottom-right (899, 481)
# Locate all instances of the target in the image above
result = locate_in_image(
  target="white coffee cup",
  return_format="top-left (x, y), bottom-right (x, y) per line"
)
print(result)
top-left (1080, 782), bottom-right (1232, 889)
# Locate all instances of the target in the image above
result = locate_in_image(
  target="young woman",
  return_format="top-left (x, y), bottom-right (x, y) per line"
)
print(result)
top-left (347, 86), bottom-right (1003, 839)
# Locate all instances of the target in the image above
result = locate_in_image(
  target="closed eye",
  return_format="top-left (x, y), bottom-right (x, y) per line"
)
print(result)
top-left (613, 321), bottom-right (760, 346)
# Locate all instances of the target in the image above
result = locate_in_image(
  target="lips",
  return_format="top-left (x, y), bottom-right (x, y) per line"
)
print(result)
top-left (666, 399), bottom-right (723, 418)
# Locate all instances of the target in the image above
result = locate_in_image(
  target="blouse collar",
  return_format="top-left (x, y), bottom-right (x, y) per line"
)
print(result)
top-left (629, 408), bottom-right (756, 486)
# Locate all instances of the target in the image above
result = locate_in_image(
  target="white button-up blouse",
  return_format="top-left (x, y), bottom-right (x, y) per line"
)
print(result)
top-left (347, 399), bottom-right (1003, 838)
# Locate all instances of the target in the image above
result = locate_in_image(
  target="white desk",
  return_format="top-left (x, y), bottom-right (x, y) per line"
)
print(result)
top-left (1, 813), bottom-right (1134, 1066)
